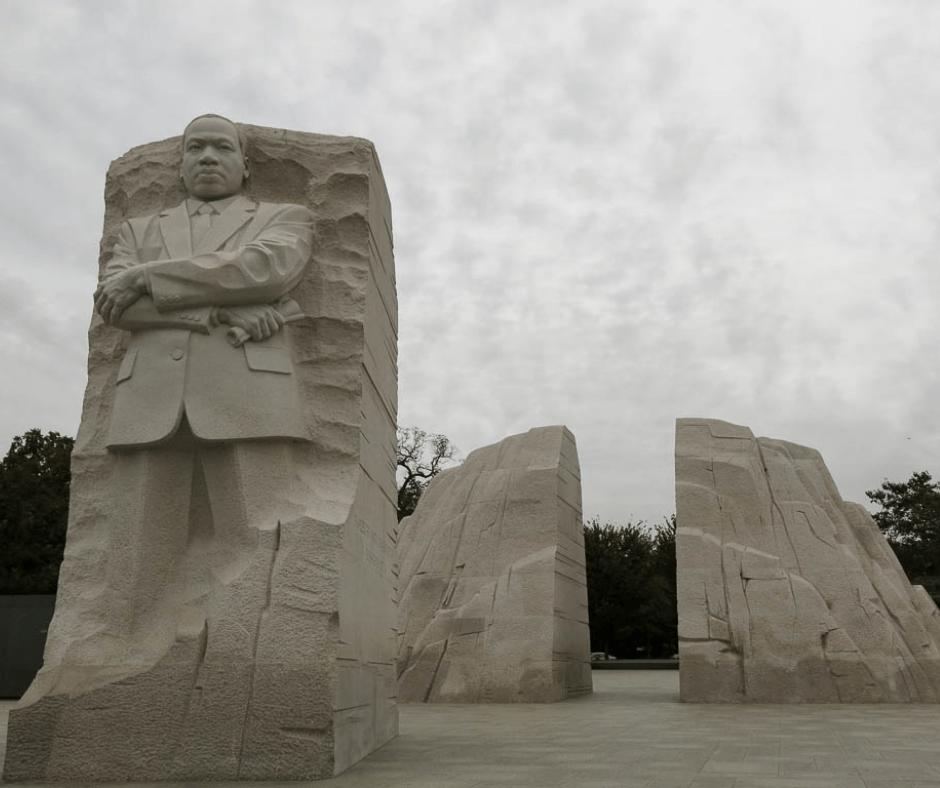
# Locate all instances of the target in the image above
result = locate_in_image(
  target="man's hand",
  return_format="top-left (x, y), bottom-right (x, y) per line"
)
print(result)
top-left (215, 304), bottom-right (285, 344)
top-left (94, 269), bottom-right (147, 325)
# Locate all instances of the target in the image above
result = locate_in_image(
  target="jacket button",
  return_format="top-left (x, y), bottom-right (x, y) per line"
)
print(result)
top-left (171, 349), bottom-right (184, 360)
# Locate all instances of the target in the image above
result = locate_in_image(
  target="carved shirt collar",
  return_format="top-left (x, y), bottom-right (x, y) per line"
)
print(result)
top-left (185, 195), bottom-right (240, 216)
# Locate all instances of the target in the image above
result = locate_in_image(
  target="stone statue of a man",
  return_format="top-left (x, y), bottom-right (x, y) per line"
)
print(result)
top-left (92, 114), bottom-right (314, 629)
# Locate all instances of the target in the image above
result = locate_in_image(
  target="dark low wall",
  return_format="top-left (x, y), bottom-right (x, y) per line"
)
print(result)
top-left (0, 595), bottom-right (55, 698)
top-left (591, 659), bottom-right (679, 670)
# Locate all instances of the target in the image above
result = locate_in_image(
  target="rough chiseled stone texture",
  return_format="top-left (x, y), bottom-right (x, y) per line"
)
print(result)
top-left (676, 418), bottom-right (940, 703)
top-left (3, 126), bottom-right (399, 781)
top-left (396, 426), bottom-right (592, 703)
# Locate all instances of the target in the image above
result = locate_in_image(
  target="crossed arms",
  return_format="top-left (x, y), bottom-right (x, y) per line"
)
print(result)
top-left (94, 203), bottom-right (313, 343)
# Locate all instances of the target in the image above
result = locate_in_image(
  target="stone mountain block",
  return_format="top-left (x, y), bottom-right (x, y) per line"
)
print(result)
top-left (3, 123), bottom-right (399, 781)
top-left (396, 426), bottom-right (592, 703)
top-left (675, 418), bottom-right (940, 702)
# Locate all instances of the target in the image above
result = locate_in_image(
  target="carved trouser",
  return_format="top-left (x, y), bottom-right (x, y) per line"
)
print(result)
top-left (105, 417), bottom-right (300, 638)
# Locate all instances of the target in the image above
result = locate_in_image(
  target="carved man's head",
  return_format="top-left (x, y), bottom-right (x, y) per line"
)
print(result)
top-left (180, 114), bottom-right (249, 200)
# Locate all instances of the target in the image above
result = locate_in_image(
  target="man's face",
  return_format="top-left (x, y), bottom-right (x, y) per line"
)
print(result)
top-left (180, 117), bottom-right (247, 200)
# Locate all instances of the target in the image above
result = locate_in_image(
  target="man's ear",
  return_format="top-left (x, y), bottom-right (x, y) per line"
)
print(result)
top-left (243, 157), bottom-right (250, 180)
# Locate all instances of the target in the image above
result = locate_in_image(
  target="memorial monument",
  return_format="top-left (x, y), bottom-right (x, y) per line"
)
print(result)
top-left (396, 426), bottom-right (592, 703)
top-left (675, 417), bottom-right (940, 702)
top-left (3, 116), bottom-right (399, 780)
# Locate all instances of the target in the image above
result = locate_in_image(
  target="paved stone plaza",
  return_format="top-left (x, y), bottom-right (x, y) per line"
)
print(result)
top-left (3, 670), bottom-right (940, 787)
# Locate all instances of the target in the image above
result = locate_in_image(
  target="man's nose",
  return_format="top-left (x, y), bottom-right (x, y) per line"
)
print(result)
top-left (199, 147), bottom-right (219, 163)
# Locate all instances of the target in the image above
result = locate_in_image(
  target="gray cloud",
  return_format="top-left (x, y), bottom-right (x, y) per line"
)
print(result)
top-left (2, 0), bottom-right (939, 524)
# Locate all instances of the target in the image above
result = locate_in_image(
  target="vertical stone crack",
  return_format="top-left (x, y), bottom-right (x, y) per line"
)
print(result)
top-left (236, 522), bottom-right (281, 777)
top-left (756, 440), bottom-right (803, 577)
top-left (424, 639), bottom-right (449, 702)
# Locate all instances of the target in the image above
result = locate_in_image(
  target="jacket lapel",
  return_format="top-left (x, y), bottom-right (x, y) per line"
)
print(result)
top-left (159, 203), bottom-right (193, 260)
top-left (195, 195), bottom-right (256, 254)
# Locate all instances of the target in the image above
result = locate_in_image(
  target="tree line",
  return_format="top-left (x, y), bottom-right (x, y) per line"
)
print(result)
top-left (3, 427), bottom-right (939, 656)
top-left (0, 429), bottom-right (73, 594)
top-left (583, 516), bottom-right (677, 659)
top-left (866, 471), bottom-right (940, 605)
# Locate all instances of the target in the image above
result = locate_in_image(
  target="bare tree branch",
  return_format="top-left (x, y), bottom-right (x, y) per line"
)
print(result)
top-left (397, 427), bottom-right (459, 520)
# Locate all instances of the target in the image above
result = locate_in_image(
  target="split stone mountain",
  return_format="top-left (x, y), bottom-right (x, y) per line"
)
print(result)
top-left (5, 117), bottom-right (940, 785)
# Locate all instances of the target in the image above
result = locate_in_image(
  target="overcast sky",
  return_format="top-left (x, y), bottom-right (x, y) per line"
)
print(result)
top-left (3, 0), bottom-right (940, 525)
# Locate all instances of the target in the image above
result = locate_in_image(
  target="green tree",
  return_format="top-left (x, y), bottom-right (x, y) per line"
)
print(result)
top-left (397, 427), bottom-right (459, 521)
top-left (0, 429), bottom-right (74, 594)
top-left (583, 517), bottom-right (677, 659)
top-left (639, 516), bottom-right (678, 656)
top-left (866, 471), bottom-right (940, 602)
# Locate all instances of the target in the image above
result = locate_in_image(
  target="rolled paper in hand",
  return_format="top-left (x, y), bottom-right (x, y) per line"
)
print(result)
top-left (226, 304), bottom-right (306, 347)
top-left (226, 326), bottom-right (252, 347)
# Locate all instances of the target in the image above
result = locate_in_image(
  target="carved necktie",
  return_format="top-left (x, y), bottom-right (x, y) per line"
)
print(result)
top-left (191, 202), bottom-right (215, 248)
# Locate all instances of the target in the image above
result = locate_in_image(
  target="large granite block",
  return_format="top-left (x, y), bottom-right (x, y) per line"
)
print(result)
top-left (675, 418), bottom-right (940, 702)
top-left (396, 426), bottom-right (592, 702)
top-left (4, 122), bottom-right (399, 781)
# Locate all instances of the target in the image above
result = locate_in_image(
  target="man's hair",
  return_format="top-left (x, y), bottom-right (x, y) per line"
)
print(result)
top-left (181, 113), bottom-right (250, 157)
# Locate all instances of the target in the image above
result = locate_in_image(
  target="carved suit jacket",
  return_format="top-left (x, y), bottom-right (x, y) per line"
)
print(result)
top-left (102, 195), bottom-right (314, 448)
